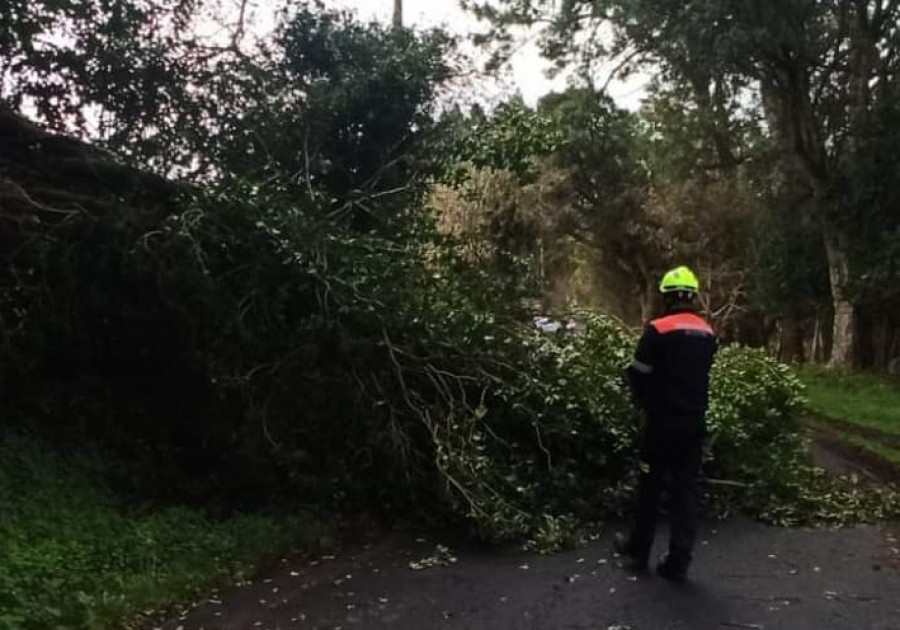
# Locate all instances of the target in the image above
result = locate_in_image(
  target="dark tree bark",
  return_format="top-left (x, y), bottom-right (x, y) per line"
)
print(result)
top-left (760, 65), bottom-right (861, 369)
top-left (823, 227), bottom-right (859, 368)
top-left (870, 310), bottom-right (891, 371)
top-left (393, 0), bottom-right (403, 29)
top-left (777, 316), bottom-right (806, 364)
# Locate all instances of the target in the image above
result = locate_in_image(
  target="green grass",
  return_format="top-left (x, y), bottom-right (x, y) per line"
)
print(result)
top-left (798, 366), bottom-right (900, 436)
top-left (0, 430), bottom-right (330, 630)
top-left (828, 428), bottom-right (900, 466)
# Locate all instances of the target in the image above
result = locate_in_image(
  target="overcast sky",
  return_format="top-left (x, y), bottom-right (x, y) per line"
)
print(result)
top-left (289, 1), bottom-right (650, 110)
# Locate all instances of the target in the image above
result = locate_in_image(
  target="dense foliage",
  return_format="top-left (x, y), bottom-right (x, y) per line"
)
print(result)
top-left (468, 0), bottom-right (900, 370)
top-left (2, 1), bottom-right (900, 625)
top-left (0, 430), bottom-right (327, 630)
top-left (5, 181), bottom-right (895, 551)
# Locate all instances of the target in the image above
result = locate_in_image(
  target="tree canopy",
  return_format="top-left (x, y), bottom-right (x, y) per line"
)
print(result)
top-left (2, 8), bottom-right (900, 626)
top-left (464, 0), bottom-right (900, 368)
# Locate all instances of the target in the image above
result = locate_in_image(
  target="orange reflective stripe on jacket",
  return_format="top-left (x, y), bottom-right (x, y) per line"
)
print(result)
top-left (651, 312), bottom-right (714, 336)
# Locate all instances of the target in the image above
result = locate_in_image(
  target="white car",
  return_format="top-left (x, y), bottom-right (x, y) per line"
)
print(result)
top-left (533, 316), bottom-right (578, 334)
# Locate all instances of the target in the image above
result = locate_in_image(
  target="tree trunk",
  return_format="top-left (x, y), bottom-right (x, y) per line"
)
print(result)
top-left (811, 317), bottom-right (819, 363)
top-left (889, 322), bottom-right (900, 374)
top-left (639, 280), bottom-right (655, 324)
top-left (634, 254), bottom-right (656, 324)
top-left (777, 316), bottom-right (805, 364)
top-left (848, 5), bottom-right (876, 149)
top-left (392, 0), bottom-right (403, 29)
top-left (871, 310), bottom-right (890, 371)
top-left (824, 228), bottom-right (859, 369)
top-left (811, 316), bottom-right (829, 364)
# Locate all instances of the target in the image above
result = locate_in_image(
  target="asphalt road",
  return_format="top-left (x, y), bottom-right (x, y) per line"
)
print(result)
top-left (158, 519), bottom-right (900, 630)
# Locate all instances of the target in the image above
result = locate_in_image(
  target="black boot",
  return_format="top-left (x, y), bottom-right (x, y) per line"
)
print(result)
top-left (656, 555), bottom-right (688, 583)
top-left (613, 533), bottom-right (649, 573)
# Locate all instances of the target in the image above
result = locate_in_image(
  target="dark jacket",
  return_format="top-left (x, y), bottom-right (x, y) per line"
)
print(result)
top-left (627, 309), bottom-right (718, 420)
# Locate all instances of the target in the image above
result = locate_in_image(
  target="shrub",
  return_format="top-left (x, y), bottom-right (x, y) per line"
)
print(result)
top-left (2, 183), bottom-right (896, 556)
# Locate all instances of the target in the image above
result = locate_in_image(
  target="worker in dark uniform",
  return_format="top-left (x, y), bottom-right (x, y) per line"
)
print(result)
top-left (615, 266), bottom-right (717, 582)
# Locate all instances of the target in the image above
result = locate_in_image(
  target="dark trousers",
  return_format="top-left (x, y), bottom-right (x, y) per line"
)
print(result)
top-left (628, 417), bottom-right (704, 572)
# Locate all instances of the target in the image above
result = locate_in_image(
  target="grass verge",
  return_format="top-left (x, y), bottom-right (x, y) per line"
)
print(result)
top-left (829, 429), bottom-right (900, 467)
top-left (798, 366), bottom-right (900, 436)
top-left (0, 429), bottom-right (330, 630)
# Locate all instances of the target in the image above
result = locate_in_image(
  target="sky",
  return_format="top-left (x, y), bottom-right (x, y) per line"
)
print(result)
top-left (243, 0), bottom-right (651, 111)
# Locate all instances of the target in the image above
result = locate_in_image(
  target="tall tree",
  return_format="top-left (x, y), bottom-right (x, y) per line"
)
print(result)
top-left (468, 0), bottom-right (900, 368)
top-left (0, 0), bottom-right (207, 171)
top-left (537, 89), bottom-right (655, 318)
top-left (2, 1), bottom-right (455, 226)
top-left (393, 0), bottom-right (403, 28)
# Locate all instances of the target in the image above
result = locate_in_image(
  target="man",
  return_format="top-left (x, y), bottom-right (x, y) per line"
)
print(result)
top-left (615, 265), bottom-right (718, 582)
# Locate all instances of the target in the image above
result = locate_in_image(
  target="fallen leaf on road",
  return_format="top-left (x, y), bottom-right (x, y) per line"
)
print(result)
top-left (409, 544), bottom-right (457, 570)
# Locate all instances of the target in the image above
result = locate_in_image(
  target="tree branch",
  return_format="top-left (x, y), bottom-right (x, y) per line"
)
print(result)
top-left (600, 49), bottom-right (643, 93)
top-left (231, 0), bottom-right (250, 53)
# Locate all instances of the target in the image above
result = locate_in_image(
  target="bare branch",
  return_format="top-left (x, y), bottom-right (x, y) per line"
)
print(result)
top-left (231, 0), bottom-right (250, 53)
top-left (600, 49), bottom-right (644, 93)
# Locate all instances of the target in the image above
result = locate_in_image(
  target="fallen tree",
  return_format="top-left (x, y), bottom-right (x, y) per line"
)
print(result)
top-left (0, 109), bottom-right (184, 224)
top-left (1, 118), bottom-right (896, 553)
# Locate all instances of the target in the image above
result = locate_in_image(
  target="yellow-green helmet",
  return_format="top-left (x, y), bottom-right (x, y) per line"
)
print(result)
top-left (659, 265), bottom-right (700, 294)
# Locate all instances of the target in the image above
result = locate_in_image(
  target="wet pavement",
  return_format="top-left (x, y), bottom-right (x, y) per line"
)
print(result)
top-left (158, 518), bottom-right (900, 630)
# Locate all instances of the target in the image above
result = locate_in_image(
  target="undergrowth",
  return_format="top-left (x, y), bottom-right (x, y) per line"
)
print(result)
top-left (0, 430), bottom-right (329, 630)
top-left (799, 366), bottom-right (900, 436)
top-left (2, 183), bottom-right (897, 606)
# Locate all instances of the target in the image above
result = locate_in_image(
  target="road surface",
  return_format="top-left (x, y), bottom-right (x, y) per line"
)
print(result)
top-left (158, 519), bottom-right (900, 630)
